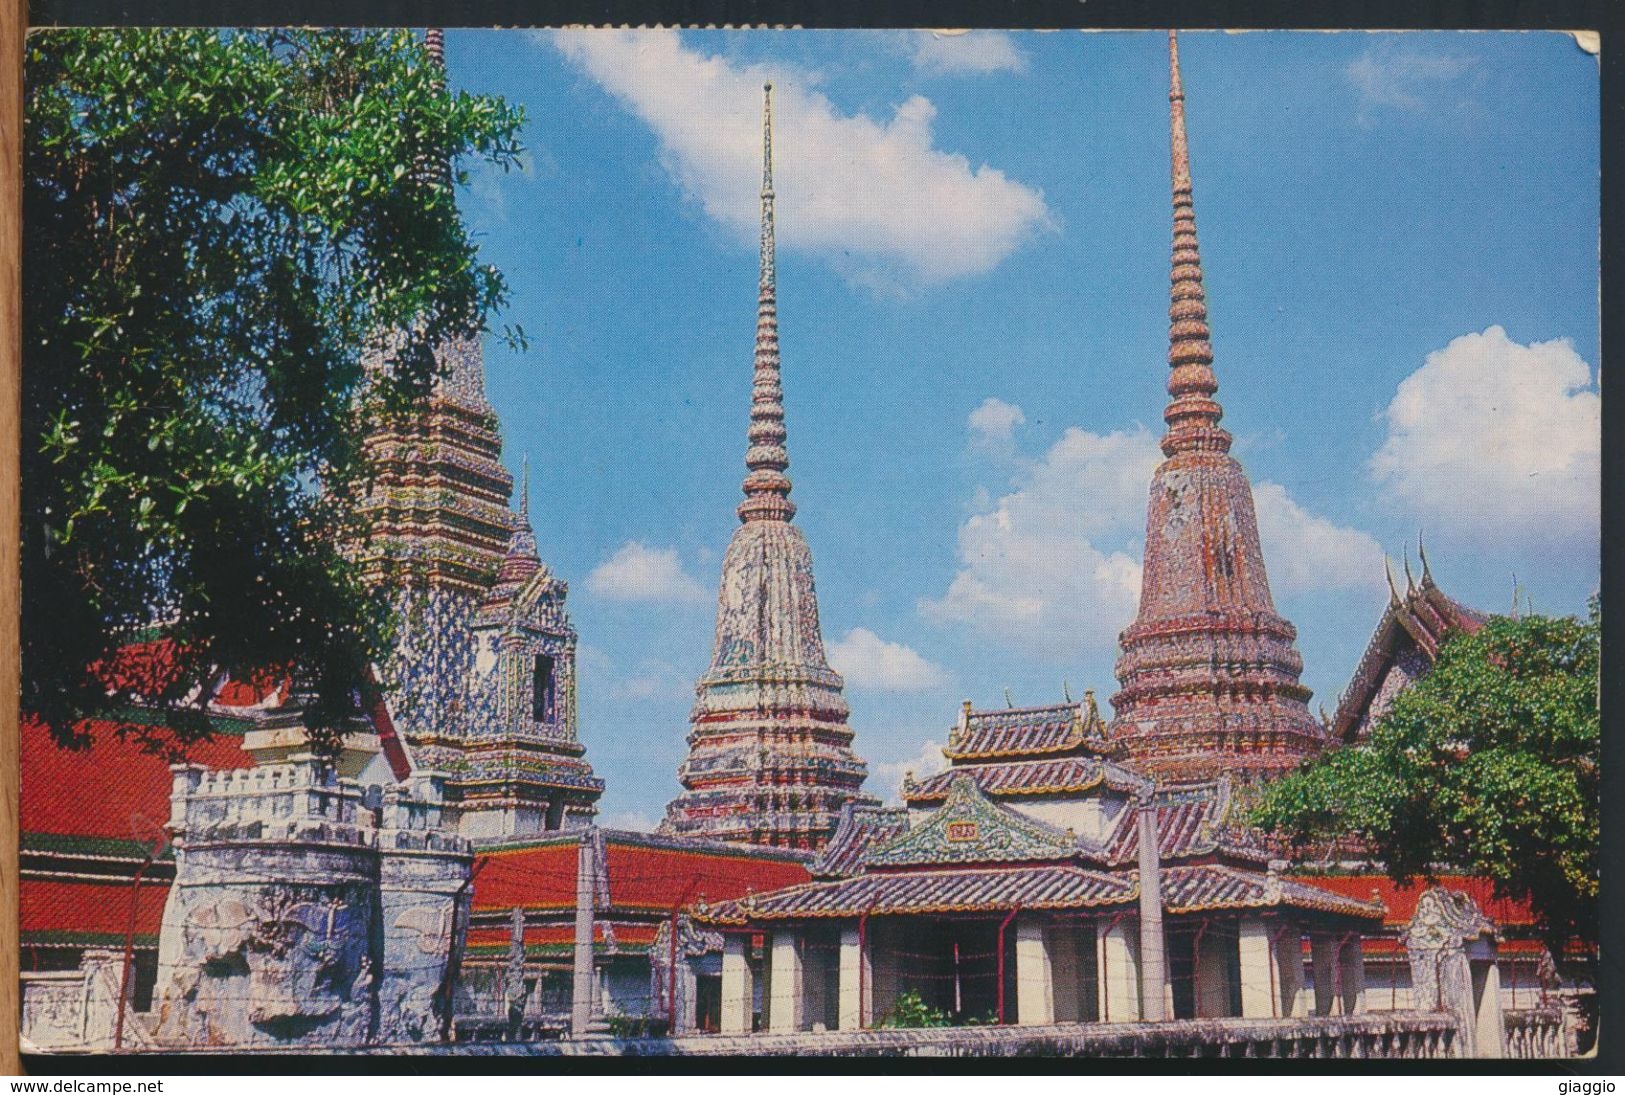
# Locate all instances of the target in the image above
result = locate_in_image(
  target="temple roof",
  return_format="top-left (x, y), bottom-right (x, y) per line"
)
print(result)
top-left (903, 754), bottom-right (1149, 806)
top-left (694, 860), bottom-right (1382, 925)
top-left (812, 801), bottom-right (909, 878)
top-left (1331, 554), bottom-right (1487, 743)
top-left (943, 692), bottom-right (1113, 763)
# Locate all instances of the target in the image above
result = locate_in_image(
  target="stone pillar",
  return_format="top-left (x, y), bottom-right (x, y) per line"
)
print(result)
top-left (721, 934), bottom-right (754, 1035)
top-left (1473, 960), bottom-right (1505, 1059)
top-left (1406, 887), bottom-right (1505, 1057)
top-left (569, 830), bottom-right (596, 1038)
top-left (1135, 791), bottom-right (1168, 1021)
top-left (1015, 917), bottom-right (1054, 1026)
top-left (1273, 922), bottom-right (1307, 1017)
top-left (1338, 936), bottom-right (1367, 1016)
top-left (837, 926), bottom-right (869, 1031)
top-left (1238, 917), bottom-right (1277, 1018)
top-left (1096, 917), bottom-right (1140, 1022)
top-left (1310, 933), bottom-right (1340, 1016)
top-left (767, 930), bottom-right (804, 1033)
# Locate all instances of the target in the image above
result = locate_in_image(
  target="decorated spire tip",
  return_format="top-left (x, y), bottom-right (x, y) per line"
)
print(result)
top-left (1160, 27), bottom-right (1230, 459)
top-left (737, 82), bottom-right (795, 524)
top-left (520, 453), bottom-right (530, 518)
top-left (425, 27), bottom-right (446, 71)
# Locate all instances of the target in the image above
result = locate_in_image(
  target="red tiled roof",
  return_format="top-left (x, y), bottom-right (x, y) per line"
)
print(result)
top-left (21, 877), bottom-right (170, 945)
top-left (21, 715), bottom-right (255, 847)
top-left (465, 922), bottom-right (662, 954)
top-left (1298, 873), bottom-right (1534, 929)
top-left (472, 833), bottom-right (813, 916)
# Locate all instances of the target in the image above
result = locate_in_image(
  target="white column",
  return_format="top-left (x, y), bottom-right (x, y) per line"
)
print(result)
top-left (1239, 917), bottom-right (1278, 1018)
top-left (1338, 936), bottom-right (1367, 1016)
top-left (1015, 917), bottom-right (1054, 1026)
top-left (1310, 933), bottom-right (1339, 1016)
top-left (1274, 923), bottom-right (1307, 1017)
top-left (1473, 961), bottom-right (1506, 1059)
top-left (1096, 917), bottom-right (1140, 1022)
top-left (1136, 792), bottom-right (1168, 1021)
top-left (721, 934), bottom-right (753, 1035)
top-left (570, 831), bottom-right (596, 1038)
top-left (837, 926), bottom-right (869, 1030)
top-left (767, 930), bottom-right (804, 1033)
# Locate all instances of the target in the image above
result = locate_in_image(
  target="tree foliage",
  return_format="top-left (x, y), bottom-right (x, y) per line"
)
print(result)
top-left (23, 29), bottom-right (525, 752)
top-left (1252, 602), bottom-right (1600, 962)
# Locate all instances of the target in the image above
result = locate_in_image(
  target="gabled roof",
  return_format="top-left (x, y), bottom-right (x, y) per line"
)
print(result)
top-left (1332, 559), bottom-right (1487, 743)
top-left (696, 865), bottom-right (1135, 923)
top-left (692, 861), bottom-right (1383, 925)
top-left (865, 773), bottom-right (1075, 869)
top-left (1100, 779), bottom-right (1269, 867)
top-left (811, 801), bottom-right (909, 878)
top-left (943, 692), bottom-right (1112, 763)
top-left (902, 754), bottom-right (1149, 806)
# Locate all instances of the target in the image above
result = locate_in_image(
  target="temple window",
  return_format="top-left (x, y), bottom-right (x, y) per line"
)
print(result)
top-left (533, 653), bottom-right (556, 722)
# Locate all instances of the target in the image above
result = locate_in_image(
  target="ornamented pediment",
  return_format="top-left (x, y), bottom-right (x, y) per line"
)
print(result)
top-left (866, 772), bottom-right (1075, 868)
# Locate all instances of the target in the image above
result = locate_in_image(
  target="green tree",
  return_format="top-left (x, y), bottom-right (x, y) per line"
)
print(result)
top-left (23, 29), bottom-right (524, 752)
top-left (1252, 602), bottom-right (1600, 965)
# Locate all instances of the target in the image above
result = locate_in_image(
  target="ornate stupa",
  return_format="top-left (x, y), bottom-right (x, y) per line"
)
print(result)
top-left (661, 84), bottom-right (879, 850)
top-left (350, 29), bottom-right (602, 834)
top-left (1108, 32), bottom-right (1328, 784)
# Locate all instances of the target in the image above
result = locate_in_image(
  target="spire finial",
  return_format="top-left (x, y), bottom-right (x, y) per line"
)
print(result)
top-left (520, 453), bottom-right (530, 518)
top-left (1161, 30), bottom-right (1230, 459)
top-left (425, 27), bottom-right (445, 71)
top-left (737, 81), bottom-right (796, 524)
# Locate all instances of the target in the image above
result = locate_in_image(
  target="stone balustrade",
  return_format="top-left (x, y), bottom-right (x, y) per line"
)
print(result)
top-left (331, 1012), bottom-right (1462, 1058)
top-left (1504, 1005), bottom-right (1566, 1059)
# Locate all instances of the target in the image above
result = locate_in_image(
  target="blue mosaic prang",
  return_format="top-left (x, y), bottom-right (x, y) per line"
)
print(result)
top-left (351, 327), bottom-right (602, 833)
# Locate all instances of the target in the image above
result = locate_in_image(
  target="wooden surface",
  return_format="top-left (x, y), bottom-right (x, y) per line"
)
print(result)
top-left (1, 0), bottom-right (23, 1076)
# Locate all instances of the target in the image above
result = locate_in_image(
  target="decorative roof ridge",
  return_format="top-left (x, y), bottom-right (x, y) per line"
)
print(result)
top-left (867, 771), bottom-right (1077, 868)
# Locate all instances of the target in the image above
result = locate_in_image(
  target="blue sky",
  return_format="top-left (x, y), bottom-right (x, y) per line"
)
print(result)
top-left (443, 29), bottom-right (1599, 828)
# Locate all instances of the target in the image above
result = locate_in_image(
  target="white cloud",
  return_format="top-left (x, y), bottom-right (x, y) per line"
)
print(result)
top-left (600, 809), bottom-right (658, 833)
top-left (1252, 481), bottom-right (1386, 597)
top-left (1346, 41), bottom-right (1473, 119)
top-left (920, 425), bottom-right (1162, 657)
top-left (924, 420), bottom-right (1389, 657)
top-left (867, 739), bottom-right (951, 804)
top-left (586, 541), bottom-right (709, 603)
top-left (1370, 325), bottom-right (1600, 543)
top-left (827, 628), bottom-right (951, 692)
top-left (906, 30), bottom-right (1028, 75)
top-left (967, 397), bottom-right (1026, 444)
top-left (546, 29), bottom-right (1053, 288)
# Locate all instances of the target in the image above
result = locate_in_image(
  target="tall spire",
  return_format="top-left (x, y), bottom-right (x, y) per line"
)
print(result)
top-left (1162, 30), bottom-right (1230, 460)
top-left (519, 453), bottom-right (530, 519)
top-left (1107, 31), bottom-right (1324, 784)
top-left (424, 26), bottom-right (446, 70)
top-left (738, 82), bottom-right (796, 525)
